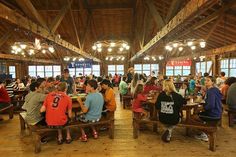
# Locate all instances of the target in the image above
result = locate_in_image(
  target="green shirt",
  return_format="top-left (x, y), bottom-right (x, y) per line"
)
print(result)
top-left (119, 81), bottom-right (128, 95)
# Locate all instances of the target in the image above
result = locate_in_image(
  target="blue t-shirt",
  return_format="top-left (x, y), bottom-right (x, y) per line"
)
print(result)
top-left (189, 79), bottom-right (195, 93)
top-left (84, 92), bottom-right (104, 121)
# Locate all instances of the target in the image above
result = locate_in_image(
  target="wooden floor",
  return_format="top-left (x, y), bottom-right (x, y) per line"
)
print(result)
top-left (1, 88), bottom-right (236, 157)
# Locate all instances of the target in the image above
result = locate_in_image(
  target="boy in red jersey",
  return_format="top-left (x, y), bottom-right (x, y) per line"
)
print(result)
top-left (0, 81), bottom-right (11, 121)
top-left (40, 82), bottom-right (72, 144)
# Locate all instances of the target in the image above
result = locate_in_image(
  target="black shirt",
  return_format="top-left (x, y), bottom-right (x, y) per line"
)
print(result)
top-left (156, 91), bottom-right (184, 125)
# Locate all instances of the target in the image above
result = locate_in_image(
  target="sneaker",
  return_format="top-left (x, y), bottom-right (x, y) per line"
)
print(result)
top-left (194, 133), bottom-right (209, 142)
top-left (40, 137), bottom-right (48, 144)
top-left (161, 130), bottom-right (170, 142)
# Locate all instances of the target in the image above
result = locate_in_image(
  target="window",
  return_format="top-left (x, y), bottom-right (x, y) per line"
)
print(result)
top-left (134, 64), bottom-right (159, 75)
top-left (9, 66), bottom-right (16, 78)
top-left (166, 66), bottom-right (190, 76)
top-left (28, 66), bottom-right (36, 77)
top-left (116, 65), bottom-right (124, 75)
top-left (195, 61), bottom-right (212, 75)
top-left (84, 68), bottom-right (92, 75)
top-left (45, 66), bottom-right (53, 77)
top-left (28, 65), bottom-right (61, 77)
top-left (108, 65), bottom-right (116, 76)
top-left (220, 58), bottom-right (236, 77)
top-left (92, 65), bottom-right (100, 76)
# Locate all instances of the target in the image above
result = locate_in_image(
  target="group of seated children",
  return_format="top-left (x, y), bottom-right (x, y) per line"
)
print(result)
top-left (21, 78), bottom-right (116, 144)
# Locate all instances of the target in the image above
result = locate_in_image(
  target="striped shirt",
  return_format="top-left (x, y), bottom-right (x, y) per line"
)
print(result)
top-left (6, 83), bottom-right (18, 98)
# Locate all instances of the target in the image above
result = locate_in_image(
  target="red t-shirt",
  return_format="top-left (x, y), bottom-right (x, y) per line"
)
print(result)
top-left (132, 93), bottom-right (147, 113)
top-left (0, 86), bottom-right (10, 103)
top-left (43, 91), bottom-right (72, 126)
top-left (143, 85), bottom-right (162, 94)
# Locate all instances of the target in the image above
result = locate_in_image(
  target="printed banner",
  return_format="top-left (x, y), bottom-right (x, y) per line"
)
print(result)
top-left (68, 59), bottom-right (93, 68)
top-left (166, 60), bottom-right (192, 66)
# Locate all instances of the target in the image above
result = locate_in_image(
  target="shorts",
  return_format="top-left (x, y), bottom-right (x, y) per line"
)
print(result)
top-left (78, 114), bottom-right (100, 123)
top-left (48, 121), bottom-right (69, 129)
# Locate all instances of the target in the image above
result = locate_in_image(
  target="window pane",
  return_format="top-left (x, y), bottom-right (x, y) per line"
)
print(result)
top-left (45, 66), bottom-right (52, 71)
top-left (174, 66), bottom-right (182, 70)
top-left (84, 68), bottom-right (92, 75)
top-left (69, 68), bottom-right (76, 77)
top-left (166, 66), bottom-right (173, 70)
top-left (92, 65), bottom-right (100, 76)
top-left (196, 62), bottom-right (200, 74)
top-left (134, 64), bottom-right (142, 72)
top-left (230, 69), bottom-right (236, 77)
top-left (9, 66), bottom-right (16, 78)
top-left (143, 64), bottom-right (150, 70)
top-left (28, 66), bottom-right (36, 77)
top-left (174, 70), bottom-right (182, 75)
top-left (108, 65), bottom-right (115, 75)
top-left (117, 65), bottom-right (124, 75)
top-left (183, 70), bottom-right (191, 76)
top-left (221, 69), bottom-right (229, 77)
top-left (230, 59), bottom-right (236, 68)
top-left (183, 66), bottom-right (190, 69)
top-left (37, 65), bottom-right (44, 71)
top-left (37, 72), bottom-right (45, 78)
top-left (76, 68), bottom-right (83, 76)
top-left (166, 70), bottom-right (173, 76)
top-left (206, 61), bottom-right (212, 74)
top-left (53, 65), bottom-right (61, 71)
top-left (54, 72), bottom-right (61, 77)
top-left (45, 72), bottom-right (53, 77)
top-left (143, 70), bottom-right (150, 76)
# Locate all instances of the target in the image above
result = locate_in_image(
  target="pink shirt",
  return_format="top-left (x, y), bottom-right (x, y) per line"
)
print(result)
top-left (143, 85), bottom-right (161, 94)
top-left (132, 94), bottom-right (147, 112)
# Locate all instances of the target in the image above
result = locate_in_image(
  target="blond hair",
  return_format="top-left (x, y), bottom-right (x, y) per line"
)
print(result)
top-left (163, 79), bottom-right (177, 95)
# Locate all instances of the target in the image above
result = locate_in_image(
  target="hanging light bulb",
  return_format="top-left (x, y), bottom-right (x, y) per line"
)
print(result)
top-left (125, 45), bottom-right (130, 50)
top-left (200, 41), bottom-right (206, 48)
top-left (187, 41), bottom-right (193, 46)
top-left (96, 43), bottom-right (102, 48)
top-left (12, 45), bottom-right (17, 50)
top-left (119, 47), bottom-right (124, 51)
top-left (159, 56), bottom-right (164, 60)
top-left (92, 45), bottom-right (97, 50)
top-left (121, 57), bottom-right (125, 61)
top-left (48, 46), bottom-right (55, 53)
top-left (79, 58), bottom-right (85, 61)
top-left (178, 47), bottom-right (183, 51)
top-left (105, 57), bottom-right (109, 60)
top-left (108, 47), bottom-right (112, 52)
top-left (191, 45), bottom-right (196, 50)
top-left (20, 44), bottom-right (27, 49)
top-left (173, 43), bottom-right (178, 48)
top-left (97, 48), bottom-right (102, 52)
top-left (73, 57), bottom-right (76, 61)
top-left (42, 49), bottom-right (46, 54)
top-left (122, 43), bottom-right (127, 48)
top-left (110, 42), bottom-right (116, 47)
top-left (110, 57), bottom-right (113, 61)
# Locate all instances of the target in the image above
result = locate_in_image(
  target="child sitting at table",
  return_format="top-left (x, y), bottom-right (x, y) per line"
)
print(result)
top-left (132, 84), bottom-right (149, 120)
top-left (40, 82), bottom-right (73, 145)
top-left (77, 79), bottom-right (104, 142)
top-left (156, 79), bottom-right (184, 142)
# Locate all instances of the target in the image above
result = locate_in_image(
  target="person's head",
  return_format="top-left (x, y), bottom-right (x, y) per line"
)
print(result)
top-left (16, 78), bottom-right (21, 84)
top-left (205, 76), bottom-right (215, 88)
top-left (100, 79), bottom-right (111, 90)
top-left (0, 81), bottom-right (4, 88)
top-left (57, 82), bottom-right (67, 92)
top-left (97, 76), bottom-right (103, 83)
top-left (46, 77), bottom-right (55, 87)
top-left (29, 81), bottom-right (40, 92)
top-left (122, 76), bottom-right (127, 82)
top-left (146, 77), bottom-right (157, 85)
top-left (225, 77), bottom-right (236, 86)
top-left (134, 84), bottom-right (144, 98)
top-left (181, 82), bottom-right (188, 89)
top-left (63, 69), bottom-right (70, 78)
top-left (220, 72), bottom-right (225, 77)
top-left (36, 78), bottom-right (46, 89)
top-left (163, 79), bottom-right (177, 95)
top-left (204, 72), bottom-right (209, 77)
top-left (5, 79), bottom-right (12, 86)
top-left (86, 79), bottom-right (98, 92)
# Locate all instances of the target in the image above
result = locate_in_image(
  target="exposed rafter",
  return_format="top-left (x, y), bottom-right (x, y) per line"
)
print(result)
top-left (15, 0), bottom-right (48, 29)
top-left (130, 0), bottom-right (213, 61)
top-left (145, 0), bottom-right (165, 30)
top-left (49, 0), bottom-right (73, 34)
top-left (204, 15), bottom-right (223, 41)
top-left (81, 14), bottom-right (92, 49)
top-left (0, 53), bottom-right (60, 64)
top-left (165, 0), bottom-right (183, 23)
top-left (0, 30), bottom-right (13, 47)
top-left (0, 3), bottom-right (101, 62)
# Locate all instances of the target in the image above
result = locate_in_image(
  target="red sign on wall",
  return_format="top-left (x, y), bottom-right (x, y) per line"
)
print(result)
top-left (166, 60), bottom-right (192, 66)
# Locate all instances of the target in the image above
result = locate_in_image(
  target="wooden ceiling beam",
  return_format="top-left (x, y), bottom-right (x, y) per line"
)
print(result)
top-left (81, 14), bottom-right (92, 50)
top-left (15, 0), bottom-right (48, 29)
top-left (177, 1), bottom-right (236, 39)
top-left (204, 15), bottom-right (223, 41)
top-left (130, 0), bottom-right (213, 61)
top-left (0, 3), bottom-right (101, 62)
top-left (49, 0), bottom-right (73, 34)
top-left (145, 0), bottom-right (165, 30)
top-left (165, 0), bottom-right (184, 23)
top-left (68, 0), bottom-right (82, 49)
top-left (0, 30), bottom-right (13, 47)
top-left (0, 53), bottom-right (60, 64)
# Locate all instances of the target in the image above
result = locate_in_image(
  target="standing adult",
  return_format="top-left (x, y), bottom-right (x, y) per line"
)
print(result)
top-left (60, 69), bottom-right (75, 95)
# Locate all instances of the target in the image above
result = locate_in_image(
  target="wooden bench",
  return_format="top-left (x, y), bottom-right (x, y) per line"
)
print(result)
top-left (178, 120), bottom-right (218, 151)
top-left (122, 95), bottom-right (132, 109)
top-left (226, 108), bottom-right (236, 127)
top-left (19, 112), bottom-right (115, 153)
top-left (0, 104), bottom-right (14, 119)
top-left (132, 112), bottom-right (158, 139)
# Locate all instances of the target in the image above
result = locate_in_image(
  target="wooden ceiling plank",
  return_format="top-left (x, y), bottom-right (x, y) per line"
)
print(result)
top-left (81, 14), bottom-right (92, 50)
top-left (68, 0), bottom-right (82, 49)
top-left (0, 30), bottom-right (13, 47)
top-left (165, 0), bottom-right (183, 23)
top-left (49, 0), bottom-right (73, 34)
top-left (0, 53), bottom-right (60, 64)
top-left (0, 3), bottom-right (100, 62)
top-left (130, 0), bottom-right (213, 61)
top-left (145, 0), bottom-right (165, 30)
top-left (15, 0), bottom-right (48, 29)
